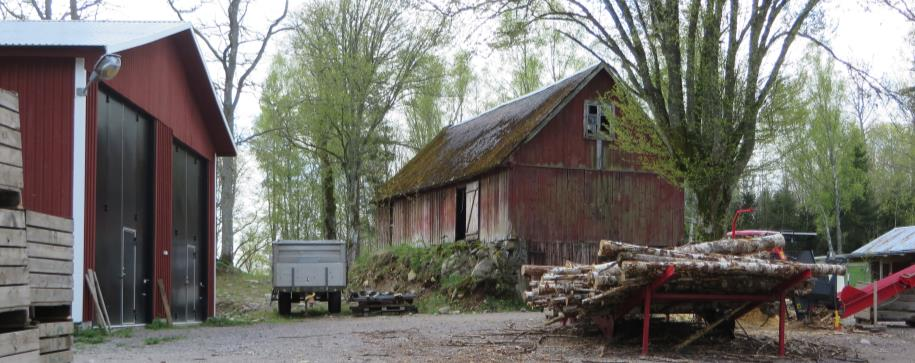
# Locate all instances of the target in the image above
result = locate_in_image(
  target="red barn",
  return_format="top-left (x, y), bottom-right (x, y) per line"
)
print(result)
top-left (375, 64), bottom-right (684, 265)
top-left (0, 21), bottom-right (235, 325)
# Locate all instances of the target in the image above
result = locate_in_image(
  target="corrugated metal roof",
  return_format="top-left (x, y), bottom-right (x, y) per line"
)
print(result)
top-left (849, 226), bottom-right (915, 258)
top-left (0, 20), bottom-right (190, 53)
top-left (377, 63), bottom-right (611, 199)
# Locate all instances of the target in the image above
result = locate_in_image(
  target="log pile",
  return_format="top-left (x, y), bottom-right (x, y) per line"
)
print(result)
top-left (522, 233), bottom-right (846, 322)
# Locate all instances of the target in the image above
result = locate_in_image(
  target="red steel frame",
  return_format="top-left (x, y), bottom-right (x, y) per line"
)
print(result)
top-left (592, 266), bottom-right (813, 357)
top-left (839, 263), bottom-right (915, 318)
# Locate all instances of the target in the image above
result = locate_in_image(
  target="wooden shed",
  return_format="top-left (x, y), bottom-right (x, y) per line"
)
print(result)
top-left (0, 21), bottom-right (236, 325)
top-left (847, 226), bottom-right (915, 322)
top-left (375, 64), bottom-right (684, 265)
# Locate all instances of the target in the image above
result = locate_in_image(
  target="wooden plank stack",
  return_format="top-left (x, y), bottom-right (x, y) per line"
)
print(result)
top-left (523, 233), bottom-right (847, 323)
top-left (0, 89), bottom-right (39, 362)
top-left (0, 328), bottom-right (39, 363)
top-left (27, 212), bottom-right (74, 363)
top-left (26, 211), bottom-right (74, 308)
top-left (37, 322), bottom-right (73, 363)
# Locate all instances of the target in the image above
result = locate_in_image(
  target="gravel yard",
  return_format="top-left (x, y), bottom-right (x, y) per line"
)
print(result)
top-left (75, 312), bottom-right (915, 362)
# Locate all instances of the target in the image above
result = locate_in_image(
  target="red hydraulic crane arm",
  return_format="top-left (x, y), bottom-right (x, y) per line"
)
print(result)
top-left (838, 263), bottom-right (915, 318)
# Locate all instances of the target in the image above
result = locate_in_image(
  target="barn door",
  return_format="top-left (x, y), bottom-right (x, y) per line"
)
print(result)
top-left (171, 143), bottom-right (207, 322)
top-left (464, 181), bottom-right (479, 240)
top-left (95, 89), bottom-right (153, 326)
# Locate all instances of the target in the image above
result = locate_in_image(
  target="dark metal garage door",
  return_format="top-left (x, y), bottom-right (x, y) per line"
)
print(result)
top-left (171, 143), bottom-right (207, 322)
top-left (95, 89), bottom-right (153, 326)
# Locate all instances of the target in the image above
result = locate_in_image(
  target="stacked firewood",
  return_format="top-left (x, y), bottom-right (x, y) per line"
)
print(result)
top-left (522, 234), bottom-right (846, 322)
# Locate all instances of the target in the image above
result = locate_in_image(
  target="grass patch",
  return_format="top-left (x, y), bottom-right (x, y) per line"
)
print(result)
top-left (415, 291), bottom-right (450, 314)
top-left (73, 327), bottom-right (107, 344)
top-left (74, 327), bottom-right (133, 345)
top-left (144, 335), bottom-right (183, 345)
top-left (479, 296), bottom-right (527, 312)
top-left (145, 318), bottom-right (172, 330)
top-left (201, 315), bottom-right (252, 327)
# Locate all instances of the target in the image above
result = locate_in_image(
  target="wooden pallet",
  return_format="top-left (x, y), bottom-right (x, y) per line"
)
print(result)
top-left (0, 210), bottom-right (28, 321)
top-left (0, 94), bottom-right (22, 201)
top-left (26, 211), bottom-right (73, 307)
top-left (37, 321), bottom-right (72, 363)
top-left (351, 303), bottom-right (418, 316)
top-left (0, 327), bottom-right (39, 363)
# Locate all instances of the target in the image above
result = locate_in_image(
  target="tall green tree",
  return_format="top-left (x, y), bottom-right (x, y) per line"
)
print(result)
top-left (781, 53), bottom-right (867, 255)
top-left (405, 56), bottom-right (447, 151)
top-left (491, 6), bottom-right (587, 98)
top-left (252, 56), bottom-right (325, 243)
top-left (282, 0), bottom-right (448, 262)
top-left (503, 0), bottom-right (823, 239)
top-left (869, 122), bottom-right (915, 230)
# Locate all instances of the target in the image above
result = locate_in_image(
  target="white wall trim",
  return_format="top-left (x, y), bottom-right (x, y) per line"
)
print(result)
top-left (72, 58), bottom-right (87, 322)
top-left (212, 154), bottom-right (217, 317)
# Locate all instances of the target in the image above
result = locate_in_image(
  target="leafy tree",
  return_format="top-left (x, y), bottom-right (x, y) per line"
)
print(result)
top-left (445, 51), bottom-right (475, 126)
top-left (251, 56), bottom-right (326, 244)
top-left (281, 0), bottom-right (448, 262)
top-left (491, 5), bottom-right (588, 98)
top-left (841, 140), bottom-right (879, 252)
top-left (869, 122), bottom-right (915, 230)
top-left (405, 56), bottom-right (446, 151)
top-left (780, 53), bottom-right (866, 255)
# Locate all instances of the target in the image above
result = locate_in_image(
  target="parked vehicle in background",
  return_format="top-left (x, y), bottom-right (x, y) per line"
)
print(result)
top-left (271, 240), bottom-right (347, 315)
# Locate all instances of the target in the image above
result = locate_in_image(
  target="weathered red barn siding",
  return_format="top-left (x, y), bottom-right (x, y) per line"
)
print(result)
top-left (153, 122), bottom-right (174, 318)
top-left (0, 57), bottom-right (75, 217)
top-left (385, 186), bottom-right (456, 248)
top-left (376, 169), bottom-right (512, 249)
top-left (510, 165), bottom-right (683, 265)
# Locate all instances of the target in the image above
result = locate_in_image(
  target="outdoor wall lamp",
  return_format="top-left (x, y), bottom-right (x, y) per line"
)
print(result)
top-left (77, 54), bottom-right (121, 96)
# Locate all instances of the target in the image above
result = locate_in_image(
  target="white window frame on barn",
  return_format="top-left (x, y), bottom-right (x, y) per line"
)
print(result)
top-left (583, 100), bottom-right (614, 141)
top-left (584, 100), bottom-right (615, 169)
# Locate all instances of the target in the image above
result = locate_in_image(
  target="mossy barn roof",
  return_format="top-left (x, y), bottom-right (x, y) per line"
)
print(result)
top-left (378, 63), bottom-right (611, 200)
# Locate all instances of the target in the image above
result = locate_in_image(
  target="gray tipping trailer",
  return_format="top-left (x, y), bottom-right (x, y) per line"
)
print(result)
top-left (271, 240), bottom-right (346, 315)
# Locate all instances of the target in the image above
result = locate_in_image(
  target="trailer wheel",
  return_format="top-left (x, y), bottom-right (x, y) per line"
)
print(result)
top-left (278, 292), bottom-right (292, 316)
top-left (328, 291), bottom-right (342, 314)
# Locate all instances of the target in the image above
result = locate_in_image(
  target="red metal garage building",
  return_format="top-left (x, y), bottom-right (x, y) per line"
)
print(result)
top-left (0, 21), bottom-right (236, 325)
top-left (376, 64), bottom-right (684, 265)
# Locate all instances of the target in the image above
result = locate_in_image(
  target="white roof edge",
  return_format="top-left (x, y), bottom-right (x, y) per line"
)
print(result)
top-left (106, 22), bottom-right (191, 53)
top-left (187, 32), bottom-right (236, 153)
